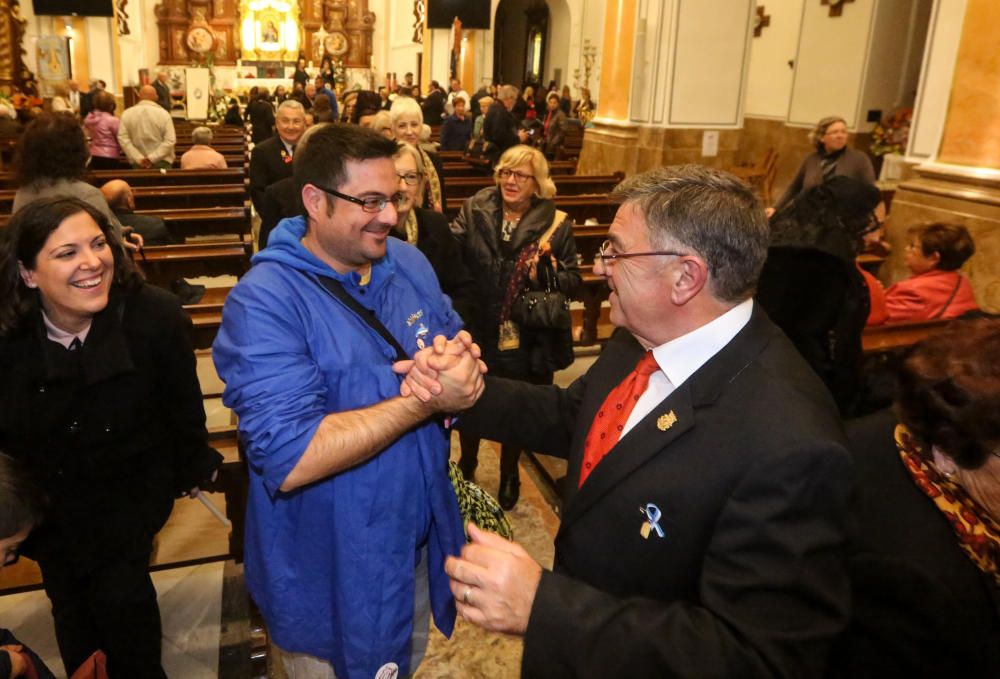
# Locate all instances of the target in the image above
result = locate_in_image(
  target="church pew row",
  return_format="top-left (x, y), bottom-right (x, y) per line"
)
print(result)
top-left (0, 184), bottom-right (247, 213)
top-left (441, 159), bottom-right (576, 178)
top-left (136, 239), bottom-right (252, 286)
top-left (860, 318), bottom-right (949, 355)
top-left (445, 193), bottom-right (619, 223)
top-left (0, 205), bottom-right (250, 239)
top-left (0, 168), bottom-right (248, 191)
top-left (446, 172), bottom-right (624, 201)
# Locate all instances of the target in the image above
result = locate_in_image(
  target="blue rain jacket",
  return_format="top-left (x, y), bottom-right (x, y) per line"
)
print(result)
top-left (213, 216), bottom-right (465, 678)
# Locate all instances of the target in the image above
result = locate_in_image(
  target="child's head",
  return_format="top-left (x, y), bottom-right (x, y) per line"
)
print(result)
top-left (0, 453), bottom-right (45, 568)
top-left (904, 222), bottom-right (976, 275)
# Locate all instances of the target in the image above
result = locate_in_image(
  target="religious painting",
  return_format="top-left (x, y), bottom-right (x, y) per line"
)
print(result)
top-left (239, 0), bottom-right (299, 61)
top-left (36, 36), bottom-right (69, 97)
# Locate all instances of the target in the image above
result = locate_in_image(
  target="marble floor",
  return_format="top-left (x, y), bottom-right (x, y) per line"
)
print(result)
top-left (0, 353), bottom-right (597, 678)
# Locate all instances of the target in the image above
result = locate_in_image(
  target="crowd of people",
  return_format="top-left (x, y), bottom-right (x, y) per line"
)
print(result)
top-left (0, 58), bottom-right (995, 679)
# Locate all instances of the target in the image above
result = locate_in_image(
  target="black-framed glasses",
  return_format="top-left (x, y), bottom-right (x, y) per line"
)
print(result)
top-left (497, 169), bottom-right (535, 184)
top-left (396, 171), bottom-right (424, 186)
top-left (311, 184), bottom-right (403, 213)
top-left (595, 239), bottom-right (684, 264)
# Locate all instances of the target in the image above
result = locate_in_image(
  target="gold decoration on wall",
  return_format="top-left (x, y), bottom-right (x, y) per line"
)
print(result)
top-left (239, 0), bottom-right (300, 61)
top-left (0, 0), bottom-right (37, 94)
top-left (412, 0), bottom-right (424, 44)
top-left (301, 0), bottom-right (374, 68)
top-left (155, 0), bottom-right (239, 65)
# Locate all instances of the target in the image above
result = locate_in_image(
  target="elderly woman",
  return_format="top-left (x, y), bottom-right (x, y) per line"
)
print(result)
top-left (0, 198), bottom-right (221, 677)
top-left (83, 91), bottom-right (124, 170)
top-left (392, 143), bottom-right (477, 327)
top-left (829, 318), bottom-right (1000, 676)
top-left (770, 115), bottom-right (877, 214)
top-left (450, 145), bottom-right (581, 509)
top-left (885, 222), bottom-right (979, 323)
top-left (180, 125), bottom-right (227, 170)
top-left (391, 96), bottom-right (446, 211)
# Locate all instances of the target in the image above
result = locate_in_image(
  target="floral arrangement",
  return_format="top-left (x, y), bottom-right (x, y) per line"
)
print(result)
top-left (870, 108), bottom-right (912, 156)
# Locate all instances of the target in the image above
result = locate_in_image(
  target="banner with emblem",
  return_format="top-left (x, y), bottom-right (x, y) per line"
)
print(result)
top-left (185, 67), bottom-right (211, 120)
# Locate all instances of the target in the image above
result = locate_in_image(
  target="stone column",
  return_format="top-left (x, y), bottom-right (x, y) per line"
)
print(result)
top-left (884, 0), bottom-right (1000, 312)
top-left (576, 0), bottom-right (640, 176)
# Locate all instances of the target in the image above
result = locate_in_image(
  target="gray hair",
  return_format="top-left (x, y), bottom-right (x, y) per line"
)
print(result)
top-left (610, 165), bottom-right (769, 303)
top-left (277, 99), bottom-right (305, 117)
top-left (191, 126), bottom-right (213, 145)
top-left (395, 142), bottom-right (425, 175)
top-left (498, 85), bottom-right (519, 102)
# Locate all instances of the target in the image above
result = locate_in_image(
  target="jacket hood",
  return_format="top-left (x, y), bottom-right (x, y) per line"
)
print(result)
top-left (253, 215), bottom-right (349, 279)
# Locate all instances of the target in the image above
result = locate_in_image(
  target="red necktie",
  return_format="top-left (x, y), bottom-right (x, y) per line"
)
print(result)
top-left (579, 352), bottom-right (660, 487)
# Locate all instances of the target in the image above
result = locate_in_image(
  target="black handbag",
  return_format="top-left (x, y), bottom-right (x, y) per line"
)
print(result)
top-left (512, 255), bottom-right (571, 330)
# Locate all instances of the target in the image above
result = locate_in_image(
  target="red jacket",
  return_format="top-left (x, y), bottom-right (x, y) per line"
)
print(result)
top-left (858, 265), bottom-right (888, 326)
top-left (885, 269), bottom-right (978, 323)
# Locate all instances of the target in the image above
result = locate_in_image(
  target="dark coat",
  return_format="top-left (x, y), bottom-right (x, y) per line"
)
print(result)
top-left (247, 99), bottom-right (275, 144)
top-left (249, 135), bottom-right (295, 215)
top-left (421, 90), bottom-right (446, 125)
top-left (458, 308), bottom-right (852, 678)
top-left (114, 209), bottom-right (175, 246)
top-left (827, 410), bottom-right (1000, 678)
top-left (439, 114), bottom-right (473, 151)
top-left (483, 102), bottom-right (519, 166)
top-left (153, 79), bottom-right (171, 111)
top-left (542, 108), bottom-right (567, 156)
top-left (258, 175), bottom-right (302, 250)
top-left (392, 207), bottom-right (478, 328)
top-left (450, 187), bottom-right (580, 379)
top-left (0, 284), bottom-right (222, 574)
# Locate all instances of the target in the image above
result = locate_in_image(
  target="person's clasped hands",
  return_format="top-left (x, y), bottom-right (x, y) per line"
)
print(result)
top-left (393, 330), bottom-right (488, 411)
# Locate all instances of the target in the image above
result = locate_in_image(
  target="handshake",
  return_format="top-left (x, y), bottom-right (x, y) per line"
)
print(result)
top-left (392, 330), bottom-right (488, 414)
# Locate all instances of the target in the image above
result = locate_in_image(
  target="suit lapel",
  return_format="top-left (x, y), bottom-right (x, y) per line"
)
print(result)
top-left (559, 308), bottom-right (778, 532)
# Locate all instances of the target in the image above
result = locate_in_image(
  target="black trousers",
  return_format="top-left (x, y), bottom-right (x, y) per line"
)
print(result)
top-left (39, 552), bottom-right (166, 679)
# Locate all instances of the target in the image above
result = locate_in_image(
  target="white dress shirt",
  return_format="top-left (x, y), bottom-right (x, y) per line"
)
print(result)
top-left (622, 298), bottom-right (754, 436)
top-left (118, 100), bottom-right (176, 165)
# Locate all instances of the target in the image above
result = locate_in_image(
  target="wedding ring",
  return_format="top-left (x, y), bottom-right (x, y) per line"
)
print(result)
top-left (462, 587), bottom-right (471, 605)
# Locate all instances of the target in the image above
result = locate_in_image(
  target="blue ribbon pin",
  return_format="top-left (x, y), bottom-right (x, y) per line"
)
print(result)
top-left (644, 503), bottom-right (665, 538)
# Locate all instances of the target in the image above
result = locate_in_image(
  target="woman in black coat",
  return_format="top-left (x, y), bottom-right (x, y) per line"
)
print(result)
top-left (391, 143), bottom-right (478, 327)
top-left (0, 198), bottom-right (222, 678)
top-left (829, 318), bottom-right (1000, 677)
top-left (450, 145), bottom-right (580, 509)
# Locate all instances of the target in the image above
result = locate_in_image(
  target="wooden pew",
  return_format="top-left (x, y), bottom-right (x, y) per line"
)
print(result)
top-left (186, 286), bottom-right (230, 350)
top-left (861, 318), bottom-right (950, 356)
top-left (445, 172), bottom-right (624, 201)
top-left (446, 193), bottom-right (618, 223)
top-left (0, 205), bottom-right (249, 236)
top-left (0, 167), bottom-right (248, 190)
top-left (137, 239), bottom-right (251, 285)
top-left (0, 184), bottom-right (247, 213)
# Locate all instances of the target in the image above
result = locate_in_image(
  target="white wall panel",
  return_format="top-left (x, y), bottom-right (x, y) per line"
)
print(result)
top-left (744, 0), bottom-right (804, 118)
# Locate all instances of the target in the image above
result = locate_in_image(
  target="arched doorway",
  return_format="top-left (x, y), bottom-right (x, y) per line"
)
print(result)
top-left (493, 0), bottom-right (549, 88)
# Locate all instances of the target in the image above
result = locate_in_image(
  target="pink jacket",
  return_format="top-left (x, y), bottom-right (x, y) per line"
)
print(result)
top-left (885, 269), bottom-right (979, 323)
top-left (180, 145), bottom-right (227, 170)
top-left (84, 110), bottom-right (121, 159)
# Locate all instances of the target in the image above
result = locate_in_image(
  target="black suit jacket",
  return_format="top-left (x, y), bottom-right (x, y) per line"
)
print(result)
top-left (459, 306), bottom-right (852, 678)
top-left (258, 176), bottom-right (301, 249)
top-left (826, 411), bottom-right (1000, 678)
top-left (483, 102), bottom-right (518, 166)
top-left (247, 99), bottom-right (275, 144)
top-left (249, 136), bottom-right (295, 215)
top-left (153, 79), bottom-right (171, 110)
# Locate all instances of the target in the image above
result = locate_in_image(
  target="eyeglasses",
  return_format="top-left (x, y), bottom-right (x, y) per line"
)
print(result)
top-left (497, 169), bottom-right (535, 184)
top-left (595, 239), bottom-right (685, 265)
top-left (396, 171), bottom-right (424, 186)
top-left (311, 184), bottom-right (403, 213)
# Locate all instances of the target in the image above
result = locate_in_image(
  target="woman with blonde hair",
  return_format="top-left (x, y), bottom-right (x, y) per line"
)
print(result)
top-left (450, 144), bottom-right (580, 509)
top-left (390, 96), bottom-right (445, 211)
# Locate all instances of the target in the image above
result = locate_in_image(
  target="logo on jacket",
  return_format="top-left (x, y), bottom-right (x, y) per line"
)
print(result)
top-left (406, 309), bottom-right (425, 326)
top-left (656, 410), bottom-right (678, 431)
top-left (639, 503), bottom-right (665, 539)
top-left (414, 322), bottom-right (429, 349)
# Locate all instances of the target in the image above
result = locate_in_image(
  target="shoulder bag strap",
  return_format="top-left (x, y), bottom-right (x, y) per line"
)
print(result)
top-left (931, 275), bottom-right (963, 320)
top-left (310, 273), bottom-right (409, 362)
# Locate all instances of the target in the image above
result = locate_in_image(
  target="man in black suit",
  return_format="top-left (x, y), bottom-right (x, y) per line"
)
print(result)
top-left (483, 85), bottom-right (528, 166)
top-left (153, 71), bottom-right (171, 111)
top-left (401, 165), bottom-right (852, 677)
top-left (249, 100), bottom-right (306, 216)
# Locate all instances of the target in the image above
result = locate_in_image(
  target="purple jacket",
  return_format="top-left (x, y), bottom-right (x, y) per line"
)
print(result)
top-left (84, 110), bottom-right (122, 159)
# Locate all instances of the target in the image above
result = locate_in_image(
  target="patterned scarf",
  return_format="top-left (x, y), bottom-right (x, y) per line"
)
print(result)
top-left (896, 424), bottom-right (1000, 585)
top-left (419, 147), bottom-right (443, 212)
top-left (498, 242), bottom-right (539, 323)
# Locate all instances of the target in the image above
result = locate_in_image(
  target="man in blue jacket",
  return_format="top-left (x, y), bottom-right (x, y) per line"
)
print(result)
top-left (213, 124), bottom-right (483, 679)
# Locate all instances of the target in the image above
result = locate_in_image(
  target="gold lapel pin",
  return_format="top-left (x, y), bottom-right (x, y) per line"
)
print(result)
top-left (656, 410), bottom-right (678, 431)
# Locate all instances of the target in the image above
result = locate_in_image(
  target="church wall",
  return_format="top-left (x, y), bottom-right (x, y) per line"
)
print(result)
top-left (379, 0), bottom-right (420, 84)
top-left (544, 0), bottom-right (570, 87)
top-left (906, 0), bottom-right (966, 160)
top-left (744, 0), bottom-right (803, 119)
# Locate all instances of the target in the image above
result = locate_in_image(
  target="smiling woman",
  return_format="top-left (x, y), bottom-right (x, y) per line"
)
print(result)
top-left (0, 197), bottom-right (222, 677)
